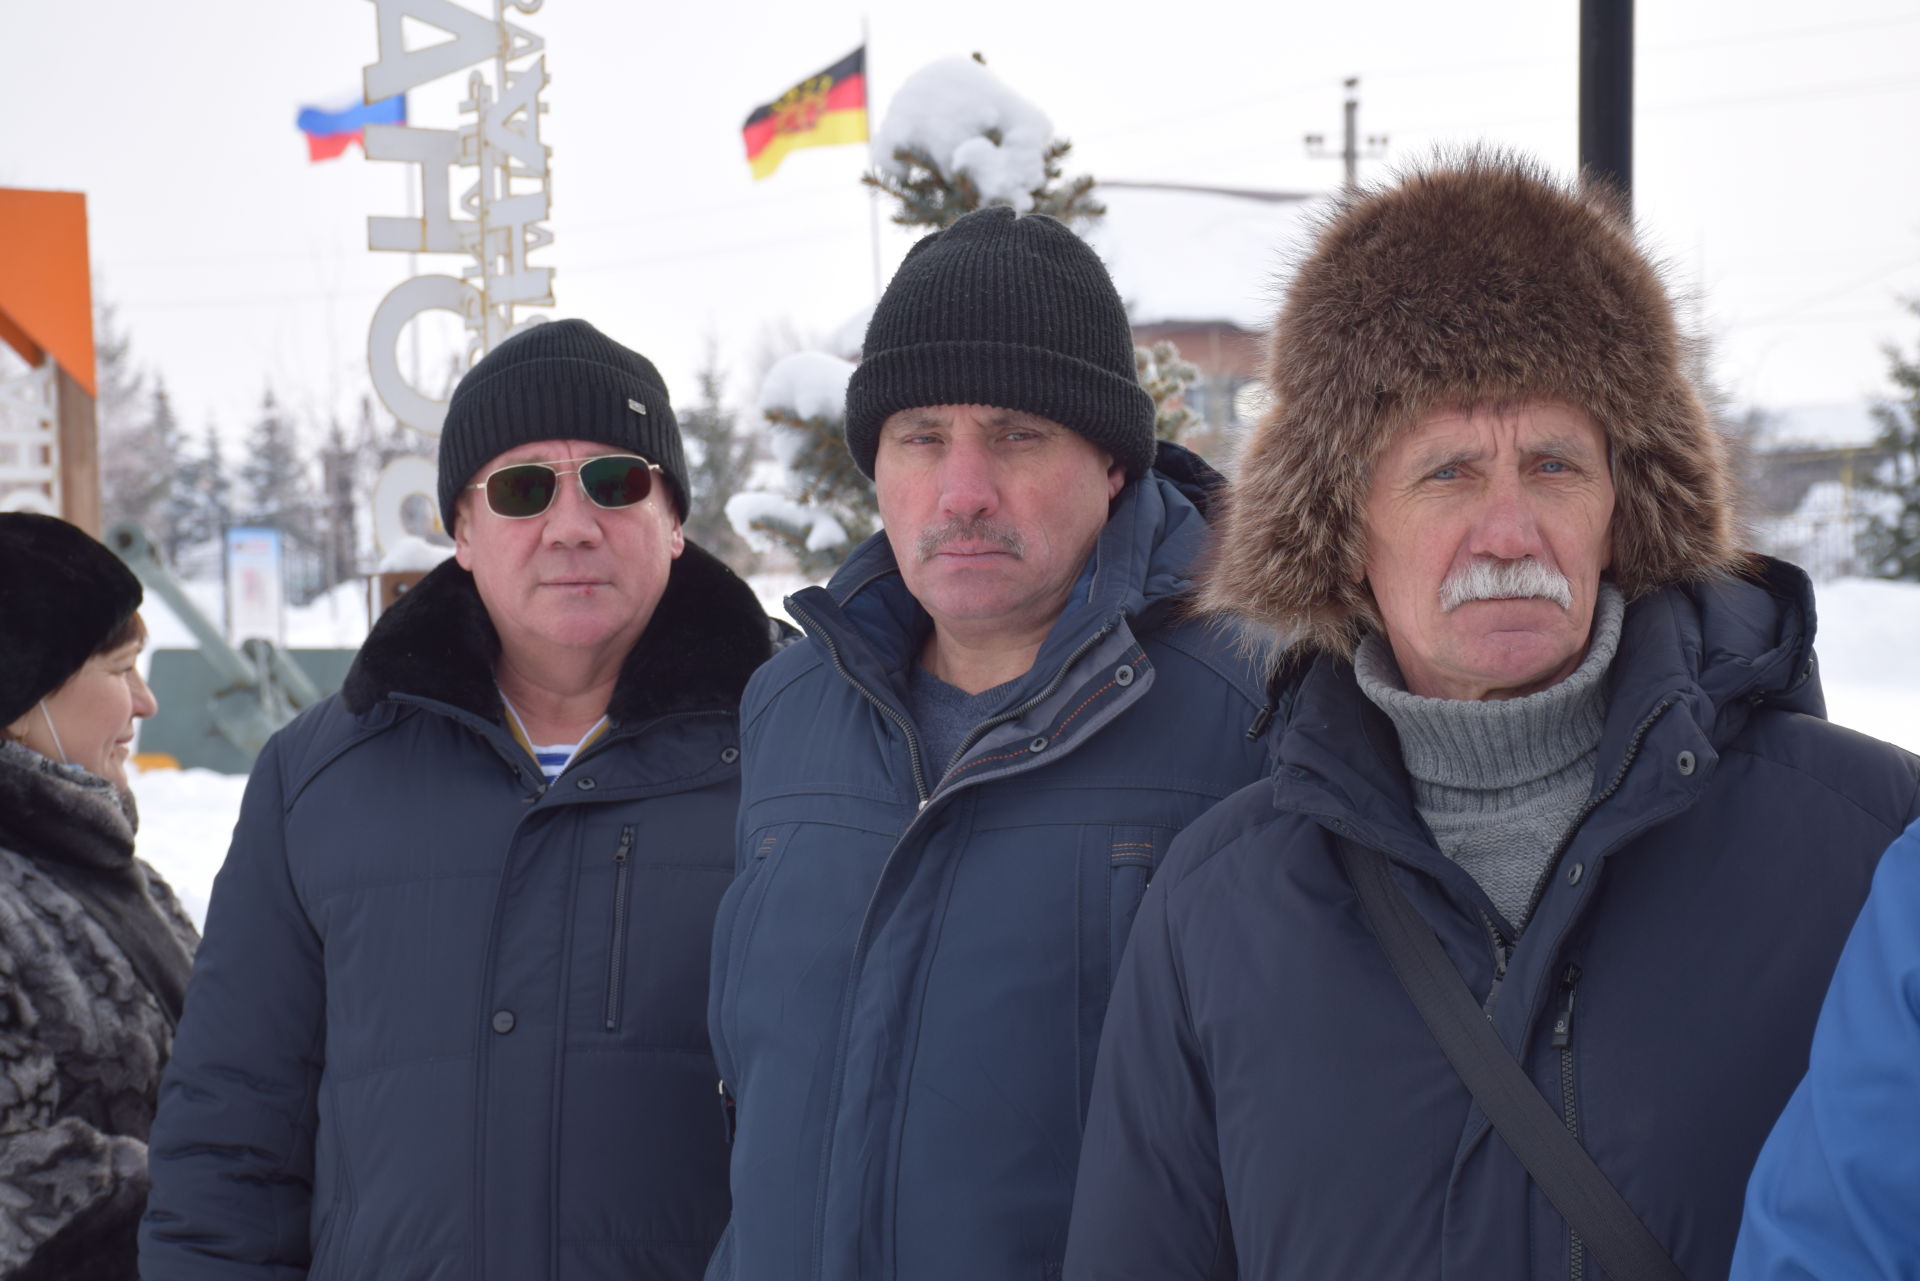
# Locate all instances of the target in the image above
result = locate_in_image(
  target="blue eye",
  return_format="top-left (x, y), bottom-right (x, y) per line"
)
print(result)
top-left (1540, 459), bottom-right (1569, 474)
top-left (1430, 466), bottom-right (1459, 480)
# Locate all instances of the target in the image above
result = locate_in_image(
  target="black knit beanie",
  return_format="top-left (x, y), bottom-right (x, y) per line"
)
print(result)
top-left (0, 514), bottom-right (143, 729)
top-left (438, 319), bottom-right (690, 531)
top-left (844, 206), bottom-right (1156, 479)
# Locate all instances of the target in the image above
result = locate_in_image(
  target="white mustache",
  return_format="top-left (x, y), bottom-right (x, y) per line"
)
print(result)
top-left (1440, 559), bottom-right (1574, 612)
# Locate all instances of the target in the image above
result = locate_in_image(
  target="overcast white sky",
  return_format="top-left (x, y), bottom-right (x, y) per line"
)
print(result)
top-left (4, 0), bottom-right (1918, 453)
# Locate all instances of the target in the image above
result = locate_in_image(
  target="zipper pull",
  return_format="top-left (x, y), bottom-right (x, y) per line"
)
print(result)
top-left (615, 824), bottom-right (634, 863)
top-left (1550, 963), bottom-right (1583, 1049)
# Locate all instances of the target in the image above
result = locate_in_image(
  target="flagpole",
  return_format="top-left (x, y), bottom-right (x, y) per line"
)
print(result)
top-left (864, 15), bottom-right (882, 304)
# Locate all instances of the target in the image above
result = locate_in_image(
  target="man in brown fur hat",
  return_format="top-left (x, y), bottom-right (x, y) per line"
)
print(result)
top-left (1062, 152), bottom-right (1920, 1281)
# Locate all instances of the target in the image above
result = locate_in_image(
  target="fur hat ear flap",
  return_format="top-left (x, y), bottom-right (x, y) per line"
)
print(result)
top-left (1201, 148), bottom-right (1748, 654)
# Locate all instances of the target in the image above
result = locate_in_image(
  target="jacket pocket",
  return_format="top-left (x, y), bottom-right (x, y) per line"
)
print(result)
top-left (712, 823), bottom-right (794, 1085)
top-left (1076, 826), bottom-right (1166, 1118)
top-left (1107, 827), bottom-right (1161, 977)
top-left (603, 824), bottom-right (636, 1033)
top-left (309, 1087), bottom-right (357, 1281)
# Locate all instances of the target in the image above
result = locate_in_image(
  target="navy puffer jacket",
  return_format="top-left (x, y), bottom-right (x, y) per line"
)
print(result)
top-left (709, 444), bottom-right (1274, 1281)
top-left (1065, 559), bottom-right (1920, 1281)
top-left (141, 545), bottom-right (773, 1281)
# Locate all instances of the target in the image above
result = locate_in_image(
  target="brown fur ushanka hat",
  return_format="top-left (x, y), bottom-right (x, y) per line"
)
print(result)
top-left (1201, 150), bottom-right (1744, 655)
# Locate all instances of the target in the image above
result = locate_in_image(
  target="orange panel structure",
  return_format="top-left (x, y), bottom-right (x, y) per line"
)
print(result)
top-left (0, 188), bottom-right (95, 393)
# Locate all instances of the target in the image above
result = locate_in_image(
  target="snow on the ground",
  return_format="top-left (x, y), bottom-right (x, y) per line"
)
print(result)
top-left (872, 57), bottom-right (1052, 211)
top-left (127, 573), bottom-right (1920, 927)
top-left (135, 767), bottom-right (242, 928)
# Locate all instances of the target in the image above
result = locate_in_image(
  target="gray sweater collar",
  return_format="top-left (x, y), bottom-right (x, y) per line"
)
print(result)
top-left (1354, 584), bottom-right (1625, 792)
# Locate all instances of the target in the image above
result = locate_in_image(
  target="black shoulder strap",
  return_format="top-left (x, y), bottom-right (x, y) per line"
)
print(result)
top-left (1336, 841), bottom-right (1687, 1281)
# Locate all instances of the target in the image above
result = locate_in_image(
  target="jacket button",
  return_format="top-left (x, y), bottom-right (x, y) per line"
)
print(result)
top-left (1028, 736), bottom-right (1050, 753)
top-left (721, 747), bottom-right (740, 764)
top-left (1115, 664), bottom-right (1136, 687)
top-left (576, 776), bottom-right (597, 790)
top-left (1676, 750), bottom-right (1697, 776)
top-left (1566, 862), bottom-right (1584, 885)
top-left (491, 1010), bottom-right (516, 1034)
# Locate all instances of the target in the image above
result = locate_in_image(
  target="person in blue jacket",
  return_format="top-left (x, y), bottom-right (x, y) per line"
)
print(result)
top-left (1731, 815), bottom-right (1920, 1280)
top-left (707, 206), bottom-right (1273, 1281)
top-left (1063, 153), bottom-right (1920, 1281)
top-left (140, 320), bottom-right (773, 1281)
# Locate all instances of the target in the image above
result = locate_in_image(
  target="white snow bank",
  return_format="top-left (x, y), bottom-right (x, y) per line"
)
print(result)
top-left (1804, 577), bottom-right (1920, 754)
top-left (132, 767), bottom-right (246, 928)
top-left (873, 58), bottom-right (1053, 211)
top-left (378, 535), bottom-right (455, 573)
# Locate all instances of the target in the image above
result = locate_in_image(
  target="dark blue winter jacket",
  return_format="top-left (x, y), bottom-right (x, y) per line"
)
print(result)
top-left (1731, 814), bottom-right (1920, 1280)
top-left (140, 545), bottom-right (773, 1281)
top-left (707, 446), bottom-right (1274, 1281)
top-left (1064, 559), bottom-right (1920, 1281)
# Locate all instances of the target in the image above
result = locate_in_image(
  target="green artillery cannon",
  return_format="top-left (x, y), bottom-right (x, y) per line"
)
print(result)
top-left (107, 522), bottom-right (357, 774)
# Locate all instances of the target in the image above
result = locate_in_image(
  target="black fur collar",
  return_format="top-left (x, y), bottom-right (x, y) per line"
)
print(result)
top-left (342, 541), bottom-right (774, 725)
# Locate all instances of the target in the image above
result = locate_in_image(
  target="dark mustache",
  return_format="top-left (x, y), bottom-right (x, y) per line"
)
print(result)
top-left (916, 518), bottom-right (1026, 561)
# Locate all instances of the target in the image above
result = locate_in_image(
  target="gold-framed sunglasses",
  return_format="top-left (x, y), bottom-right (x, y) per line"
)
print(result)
top-left (468, 454), bottom-right (662, 519)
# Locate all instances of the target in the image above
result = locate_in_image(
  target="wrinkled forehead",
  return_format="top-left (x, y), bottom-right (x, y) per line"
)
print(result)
top-left (1372, 398), bottom-right (1611, 472)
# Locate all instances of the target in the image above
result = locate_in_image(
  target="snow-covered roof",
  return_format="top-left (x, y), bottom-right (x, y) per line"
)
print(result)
top-left (1748, 401), bottom-right (1882, 452)
top-left (1088, 187), bottom-right (1323, 330)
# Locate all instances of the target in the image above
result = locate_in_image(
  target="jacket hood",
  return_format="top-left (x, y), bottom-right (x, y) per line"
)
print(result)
top-left (342, 539), bottom-right (774, 723)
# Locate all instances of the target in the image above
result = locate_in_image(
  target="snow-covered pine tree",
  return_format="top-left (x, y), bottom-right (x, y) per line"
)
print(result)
top-left (143, 381), bottom-right (192, 563)
top-left (1860, 300), bottom-right (1920, 581)
top-left (726, 352), bottom-right (873, 578)
top-left (863, 55), bottom-right (1198, 451)
top-left (679, 343), bottom-right (756, 568)
top-left (238, 389), bottom-right (322, 598)
top-left (176, 419), bottom-right (233, 554)
top-left (862, 54), bottom-right (1103, 234)
top-left (94, 301), bottom-right (171, 544)
top-left (1135, 341), bottom-right (1201, 444)
top-left (315, 416), bottom-right (361, 589)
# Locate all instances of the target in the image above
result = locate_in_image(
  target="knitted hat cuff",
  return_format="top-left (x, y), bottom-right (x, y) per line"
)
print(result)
top-left (846, 340), bottom-right (1156, 477)
top-left (437, 320), bottom-right (689, 531)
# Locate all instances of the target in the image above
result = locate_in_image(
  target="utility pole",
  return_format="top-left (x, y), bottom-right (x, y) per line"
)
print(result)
top-left (1305, 77), bottom-right (1388, 192)
top-left (1579, 0), bottom-right (1634, 208)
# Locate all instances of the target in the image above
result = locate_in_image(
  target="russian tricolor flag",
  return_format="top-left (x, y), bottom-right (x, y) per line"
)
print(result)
top-left (295, 94), bottom-right (407, 162)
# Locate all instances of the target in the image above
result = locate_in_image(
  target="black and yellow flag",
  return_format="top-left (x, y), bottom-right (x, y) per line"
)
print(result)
top-left (742, 48), bottom-right (868, 181)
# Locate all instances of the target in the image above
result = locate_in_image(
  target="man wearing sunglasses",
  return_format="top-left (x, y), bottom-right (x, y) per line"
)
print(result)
top-left (143, 320), bottom-right (774, 1281)
top-left (706, 207), bottom-right (1274, 1281)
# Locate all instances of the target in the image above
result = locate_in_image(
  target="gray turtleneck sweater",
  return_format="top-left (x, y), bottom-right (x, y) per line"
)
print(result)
top-left (1354, 584), bottom-right (1625, 932)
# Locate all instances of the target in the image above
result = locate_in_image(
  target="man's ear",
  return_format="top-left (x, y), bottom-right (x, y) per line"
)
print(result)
top-left (452, 492), bottom-right (475, 570)
top-left (1106, 455), bottom-right (1126, 501)
top-left (668, 513), bottom-right (686, 559)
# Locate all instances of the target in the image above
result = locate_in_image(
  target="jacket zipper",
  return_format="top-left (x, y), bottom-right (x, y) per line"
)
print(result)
top-left (603, 824), bottom-right (635, 1032)
top-left (941, 620), bottom-right (1120, 776)
top-left (1477, 910), bottom-right (1511, 1015)
top-left (1517, 696), bottom-right (1678, 927)
top-left (787, 598), bottom-right (930, 804)
top-left (1550, 963), bottom-right (1585, 1280)
top-left (786, 603), bottom-right (1127, 1279)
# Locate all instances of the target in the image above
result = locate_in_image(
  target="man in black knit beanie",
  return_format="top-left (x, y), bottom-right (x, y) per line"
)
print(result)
top-left (142, 319), bottom-right (773, 1281)
top-left (708, 206), bottom-right (1273, 1281)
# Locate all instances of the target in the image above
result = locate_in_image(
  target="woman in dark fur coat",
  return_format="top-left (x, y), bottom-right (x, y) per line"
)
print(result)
top-left (0, 513), bottom-right (197, 1281)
